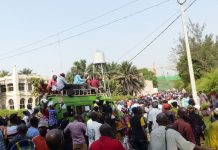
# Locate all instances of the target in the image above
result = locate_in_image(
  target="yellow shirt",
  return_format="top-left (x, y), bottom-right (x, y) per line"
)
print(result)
top-left (128, 117), bottom-right (145, 128)
top-left (207, 120), bottom-right (218, 150)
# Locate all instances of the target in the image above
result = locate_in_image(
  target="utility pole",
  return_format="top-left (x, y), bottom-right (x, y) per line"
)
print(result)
top-left (177, 0), bottom-right (199, 106)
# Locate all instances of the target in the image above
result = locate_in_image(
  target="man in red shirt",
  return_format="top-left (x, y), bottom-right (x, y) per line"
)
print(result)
top-left (89, 123), bottom-right (125, 150)
top-left (32, 120), bottom-right (49, 150)
top-left (90, 75), bottom-right (100, 88)
top-left (173, 107), bottom-right (196, 144)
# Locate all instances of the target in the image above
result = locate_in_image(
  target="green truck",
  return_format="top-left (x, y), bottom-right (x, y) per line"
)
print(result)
top-left (45, 89), bottom-right (113, 120)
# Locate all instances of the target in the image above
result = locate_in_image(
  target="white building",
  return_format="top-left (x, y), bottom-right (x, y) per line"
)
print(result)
top-left (138, 80), bottom-right (155, 96)
top-left (0, 66), bottom-right (44, 110)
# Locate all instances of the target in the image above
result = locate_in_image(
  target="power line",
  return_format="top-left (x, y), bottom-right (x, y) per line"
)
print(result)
top-left (0, 0), bottom-right (171, 61)
top-left (128, 0), bottom-right (197, 62)
top-left (0, 0), bottom-right (140, 57)
top-left (117, 0), bottom-right (194, 61)
top-left (116, 10), bottom-right (178, 62)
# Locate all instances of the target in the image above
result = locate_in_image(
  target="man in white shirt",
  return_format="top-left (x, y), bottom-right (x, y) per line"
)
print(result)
top-left (150, 113), bottom-right (211, 150)
top-left (56, 73), bottom-right (70, 91)
top-left (147, 101), bottom-right (162, 133)
top-left (86, 112), bottom-right (102, 147)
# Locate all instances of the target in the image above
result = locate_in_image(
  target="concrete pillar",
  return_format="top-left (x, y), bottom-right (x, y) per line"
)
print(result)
top-left (25, 77), bottom-right (28, 92)
top-left (12, 65), bottom-right (19, 110)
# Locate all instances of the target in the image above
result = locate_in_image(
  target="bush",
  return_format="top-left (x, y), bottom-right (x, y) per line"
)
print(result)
top-left (0, 110), bottom-right (24, 118)
top-left (111, 94), bottom-right (136, 101)
top-left (196, 69), bottom-right (218, 94)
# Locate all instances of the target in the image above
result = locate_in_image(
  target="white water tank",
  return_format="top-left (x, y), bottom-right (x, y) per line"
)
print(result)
top-left (93, 51), bottom-right (106, 64)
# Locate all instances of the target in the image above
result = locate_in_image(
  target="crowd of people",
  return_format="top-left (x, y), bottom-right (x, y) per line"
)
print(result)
top-left (0, 90), bottom-right (217, 150)
top-left (114, 91), bottom-right (218, 150)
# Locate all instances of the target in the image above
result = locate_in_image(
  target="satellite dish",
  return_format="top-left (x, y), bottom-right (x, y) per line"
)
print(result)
top-left (93, 51), bottom-right (106, 64)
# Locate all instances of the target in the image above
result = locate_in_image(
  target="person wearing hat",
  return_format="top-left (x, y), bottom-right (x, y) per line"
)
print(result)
top-left (207, 108), bottom-right (218, 149)
top-left (32, 120), bottom-right (49, 150)
top-left (7, 124), bottom-right (31, 150)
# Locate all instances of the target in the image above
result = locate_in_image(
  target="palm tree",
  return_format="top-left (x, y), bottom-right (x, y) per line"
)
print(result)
top-left (19, 68), bottom-right (33, 75)
top-left (113, 61), bottom-right (144, 95)
top-left (105, 62), bottom-right (119, 79)
top-left (0, 70), bottom-right (10, 77)
top-left (66, 59), bottom-right (92, 83)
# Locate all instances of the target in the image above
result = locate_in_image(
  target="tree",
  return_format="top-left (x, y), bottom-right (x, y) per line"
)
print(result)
top-left (0, 70), bottom-right (10, 77)
top-left (105, 62), bottom-right (119, 79)
top-left (138, 68), bottom-right (157, 87)
top-left (66, 60), bottom-right (91, 83)
top-left (196, 69), bottom-right (218, 94)
top-left (66, 60), bottom-right (145, 96)
top-left (113, 61), bottom-right (145, 95)
top-left (19, 68), bottom-right (33, 75)
top-left (171, 23), bottom-right (218, 87)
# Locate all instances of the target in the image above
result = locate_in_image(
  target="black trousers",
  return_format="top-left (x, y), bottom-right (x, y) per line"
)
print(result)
top-left (133, 140), bottom-right (148, 150)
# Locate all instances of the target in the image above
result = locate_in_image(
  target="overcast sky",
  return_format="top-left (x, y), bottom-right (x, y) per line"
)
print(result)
top-left (0, 0), bottom-right (217, 77)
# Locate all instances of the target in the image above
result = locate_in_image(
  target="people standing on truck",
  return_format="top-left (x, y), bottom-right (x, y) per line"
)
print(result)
top-left (56, 73), bottom-right (71, 91)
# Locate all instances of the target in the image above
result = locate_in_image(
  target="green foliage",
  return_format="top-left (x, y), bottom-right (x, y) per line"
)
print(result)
top-left (66, 60), bottom-right (91, 83)
top-left (138, 68), bottom-right (157, 87)
top-left (66, 60), bottom-right (145, 96)
top-left (111, 94), bottom-right (136, 101)
top-left (108, 79), bottom-right (122, 95)
top-left (173, 80), bottom-right (185, 90)
top-left (19, 68), bottom-right (33, 75)
top-left (113, 61), bottom-right (144, 95)
top-left (0, 70), bottom-right (10, 77)
top-left (173, 23), bottom-right (218, 87)
top-left (30, 77), bottom-right (41, 96)
top-left (196, 69), bottom-right (218, 93)
top-left (157, 76), bottom-right (182, 91)
top-left (0, 110), bottom-right (23, 117)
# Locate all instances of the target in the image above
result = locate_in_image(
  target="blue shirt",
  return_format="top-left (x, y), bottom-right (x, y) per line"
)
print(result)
top-left (48, 110), bottom-right (57, 126)
top-left (73, 74), bottom-right (85, 84)
top-left (27, 127), bottom-right (39, 139)
top-left (0, 131), bottom-right (5, 150)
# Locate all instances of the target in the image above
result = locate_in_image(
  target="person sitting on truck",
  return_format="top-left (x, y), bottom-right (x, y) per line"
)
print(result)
top-left (73, 73), bottom-right (86, 85)
top-left (90, 75), bottom-right (100, 89)
top-left (56, 73), bottom-right (71, 91)
top-left (47, 75), bottom-right (57, 93)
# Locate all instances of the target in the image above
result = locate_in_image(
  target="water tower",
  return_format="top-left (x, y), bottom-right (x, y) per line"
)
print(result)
top-left (93, 51), bottom-right (106, 91)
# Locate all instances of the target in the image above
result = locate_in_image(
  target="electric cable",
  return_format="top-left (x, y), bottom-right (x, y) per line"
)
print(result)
top-left (0, 0), bottom-right (170, 61)
top-left (0, 0), bottom-right (140, 56)
top-left (128, 0), bottom-right (197, 62)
